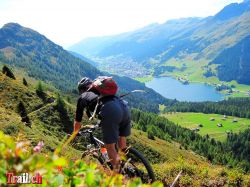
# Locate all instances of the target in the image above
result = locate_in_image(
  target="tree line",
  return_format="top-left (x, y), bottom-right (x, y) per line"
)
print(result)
top-left (164, 97), bottom-right (250, 118)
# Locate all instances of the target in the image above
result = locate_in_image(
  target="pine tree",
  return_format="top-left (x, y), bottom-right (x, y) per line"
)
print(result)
top-left (23, 77), bottom-right (28, 86)
top-left (17, 101), bottom-right (27, 117)
top-left (36, 81), bottom-right (46, 101)
top-left (17, 101), bottom-right (31, 127)
top-left (2, 65), bottom-right (16, 79)
top-left (36, 81), bottom-right (43, 93)
top-left (56, 93), bottom-right (67, 115)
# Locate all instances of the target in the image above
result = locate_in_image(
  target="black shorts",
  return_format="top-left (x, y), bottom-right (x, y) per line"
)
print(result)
top-left (99, 98), bottom-right (131, 144)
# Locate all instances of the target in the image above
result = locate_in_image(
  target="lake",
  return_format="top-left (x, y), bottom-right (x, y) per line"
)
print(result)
top-left (145, 77), bottom-right (224, 102)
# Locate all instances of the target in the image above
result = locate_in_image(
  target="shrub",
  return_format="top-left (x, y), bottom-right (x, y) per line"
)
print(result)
top-left (147, 131), bottom-right (155, 140)
top-left (3, 124), bottom-right (19, 135)
top-left (179, 175), bottom-right (193, 186)
top-left (228, 169), bottom-right (244, 186)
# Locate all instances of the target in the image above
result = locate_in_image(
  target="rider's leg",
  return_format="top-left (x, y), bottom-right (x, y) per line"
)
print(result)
top-left (105, 143), bottom-right (120, 172)
top-left (118, 136), bottom-right (127, 150)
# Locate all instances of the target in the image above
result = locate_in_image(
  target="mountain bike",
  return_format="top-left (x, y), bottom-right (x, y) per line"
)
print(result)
top-left (76, 124), bottom-right (155, 183)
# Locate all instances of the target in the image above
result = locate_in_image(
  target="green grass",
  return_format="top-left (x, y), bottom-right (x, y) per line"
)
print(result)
top-left (163, 112), bottom-right (250, 141)
top-left (0, 71), bottom-right (80, 157)
top-left (134, 75), bottom-right (153, 83)
top-left (159, 104), bottom-right (166, 112)
top-left (129, 129), bottom-right (250, 186)
top-left (129, 129), bottom-right (207, 164)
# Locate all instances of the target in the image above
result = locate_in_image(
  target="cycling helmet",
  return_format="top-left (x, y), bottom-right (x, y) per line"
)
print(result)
top-left (77, 77), bottom-right (93, 93)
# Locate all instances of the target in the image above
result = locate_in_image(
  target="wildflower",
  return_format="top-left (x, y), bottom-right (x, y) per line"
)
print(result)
top-left (15, 142), bottom-right (24, 157)
top-left (33, 141), bottom-right (44, 153)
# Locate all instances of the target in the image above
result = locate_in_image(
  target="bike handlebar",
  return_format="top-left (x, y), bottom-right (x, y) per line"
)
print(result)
top-left (77, 124), bottom-right (100, 135)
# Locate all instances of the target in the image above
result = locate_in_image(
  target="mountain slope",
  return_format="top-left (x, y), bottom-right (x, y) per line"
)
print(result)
top-left (210, 35), bottom-right (250, 84)
top-left (129, 129), bottom-right (250, 186)
top-left (69, 18), bottom-right (204, 66)
top-left (0, 71), bottom-right (79, 155)
top-left (0, 23), bottom-right (173, 113)
top-left (68, 50), bottom-right (98, 66)
top-left (1, 67), bottom-right (250, 186)
top-left (69, 1), bottom-right (250, 84)
top-left (0, 23), bottom-right (99, 91)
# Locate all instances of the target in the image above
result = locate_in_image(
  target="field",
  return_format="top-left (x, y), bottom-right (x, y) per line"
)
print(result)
top-left (163, 112), bottom-right (250, 141)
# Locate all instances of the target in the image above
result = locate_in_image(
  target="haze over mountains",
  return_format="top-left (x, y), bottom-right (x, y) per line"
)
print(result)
top-left (0, 23), bottom-right (170, 113)
top-left (69, 0), bottom-right (250, 84)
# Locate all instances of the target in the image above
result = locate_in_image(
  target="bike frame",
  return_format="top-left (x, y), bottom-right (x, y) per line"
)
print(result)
top-left (78, 127), bottom-right (104, 148)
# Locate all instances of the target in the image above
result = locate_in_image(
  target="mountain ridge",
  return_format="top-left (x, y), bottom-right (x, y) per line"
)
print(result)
top-left (68, 1), bottom-right (250, 84)
top-left (213, 1), bottom-right (250, 21)
top-left (0, 22), bottom-right (172, 113)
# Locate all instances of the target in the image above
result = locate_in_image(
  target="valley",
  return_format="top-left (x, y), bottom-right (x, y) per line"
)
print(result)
top-left (1, 1), bottom-right (250, 186)
top-left (69, 0), bottom-right (250, 99)
top-left (146, 58), bottom-right (250, 98)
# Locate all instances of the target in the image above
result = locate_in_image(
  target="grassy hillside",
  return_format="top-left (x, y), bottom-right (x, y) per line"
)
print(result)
top-left (129, 130), bottom-right (250, 186)
top-left (0, 23), bottom-right (99, 91)
top-left (163, 112), bottom-right (250, 141)
top-left (0, 70), bottom-right (81, 157)
top-left (1, 70), bottom-right (250, 186)
top-left (129, 129), bottom-right (207, 164)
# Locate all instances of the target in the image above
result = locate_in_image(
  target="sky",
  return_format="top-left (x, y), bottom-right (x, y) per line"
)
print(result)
top-left (0, 0), bottom-right (243, 47)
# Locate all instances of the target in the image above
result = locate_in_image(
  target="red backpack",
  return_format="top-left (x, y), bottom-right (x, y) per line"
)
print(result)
top-left (88, 76), bottom-right (118, 96)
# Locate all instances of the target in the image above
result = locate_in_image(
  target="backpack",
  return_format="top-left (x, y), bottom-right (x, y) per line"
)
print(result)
top-left (87, 76), bottom-right (118, 120)
top-left (88, 95), bottom-right (129, 121)
top-left (88, 76), bottom-right (118, 96)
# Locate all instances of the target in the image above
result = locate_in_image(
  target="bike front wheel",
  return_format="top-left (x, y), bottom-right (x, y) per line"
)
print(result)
top-left (121, 147), bottom-right (155, 183)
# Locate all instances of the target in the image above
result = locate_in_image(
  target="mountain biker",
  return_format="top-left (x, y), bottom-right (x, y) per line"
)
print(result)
top-left (73, 77), bottom-right (131, 172)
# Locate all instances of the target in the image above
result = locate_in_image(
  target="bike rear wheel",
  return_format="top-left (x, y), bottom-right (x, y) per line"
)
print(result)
top-left (122, 147), bottom-right (155, 183)
top-left (81, 147), bottom-right (155, 183)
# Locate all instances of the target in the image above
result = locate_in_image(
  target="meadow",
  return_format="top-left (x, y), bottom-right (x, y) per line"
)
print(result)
top-left (163, 112), bottom-right (250, 141)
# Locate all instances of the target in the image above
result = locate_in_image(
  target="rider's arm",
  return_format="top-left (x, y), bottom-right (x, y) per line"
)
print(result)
top-left (74, 97), bottom-right (88, 132)
top-left (73, 120), bottom-right (81, 132)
